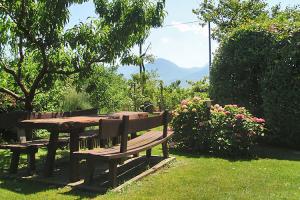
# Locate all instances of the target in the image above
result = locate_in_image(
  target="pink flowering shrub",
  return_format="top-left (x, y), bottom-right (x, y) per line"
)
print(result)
top-left (210, 104), bottom-right (265, 156)
top-left (171, 97), bottom-right (211, 151)
top-left (172, 99), bottom-right (265, 157)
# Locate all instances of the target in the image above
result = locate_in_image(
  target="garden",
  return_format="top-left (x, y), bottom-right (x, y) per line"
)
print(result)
top-left (0, 0), bottom-right (300, 199)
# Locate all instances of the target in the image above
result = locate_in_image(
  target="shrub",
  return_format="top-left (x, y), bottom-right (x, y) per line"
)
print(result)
top-left (172, 99), bottom-right (265, 157)
top-left (261, 32), bottom-right (300, 148)
top-left (171, 97), bottom-right (211, 151)
top-left (210, 30), bottom-right (273, 116)
top-left (210, 11), bottom-right (300, 148)
top-left (209, 104), bottom-right (265, 157)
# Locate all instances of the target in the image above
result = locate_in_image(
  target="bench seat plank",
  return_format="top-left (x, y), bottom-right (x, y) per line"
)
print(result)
top-left (0, 137), bottom-right (69, 150)
top-left (74, 130), bottom-right (173, 160)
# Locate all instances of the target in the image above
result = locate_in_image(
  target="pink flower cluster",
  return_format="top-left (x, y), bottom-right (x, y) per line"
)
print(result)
top-left (235, 114), bottom-right (245, 120)
top-left (252, 117), bottom-right (265, 123)
top-left (181, 100), bottom-right (189, 106)
top-left (224, 111), bottom-right (230, 115)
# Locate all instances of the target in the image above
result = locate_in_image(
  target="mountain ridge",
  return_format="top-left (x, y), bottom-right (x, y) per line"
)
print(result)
top-left (118, 58), bottom-right (209, 86)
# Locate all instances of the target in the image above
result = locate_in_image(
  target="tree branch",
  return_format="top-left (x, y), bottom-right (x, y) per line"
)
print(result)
top-left (0, 87), bottom-right (24, 101)
top-left (0, 61), bottom-right (29, 96)
top-left (17, 36), bottom-right (24, 79)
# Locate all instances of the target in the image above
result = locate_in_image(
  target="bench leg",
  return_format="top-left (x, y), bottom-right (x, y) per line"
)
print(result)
top-left (9, 151), bottom-right (20, 174)
top-left (109, 160), bottom-right (118, 188)
top-left (87, 138), bottom-right (94, 150)
top-left (146, 149), bottom-right (152, 158)
top-left (27, 148), bottom-right (38, 175)
top-left (162, 141), bottom-right (169, 158)
top-left (84, 157), bottom-right (95, 184)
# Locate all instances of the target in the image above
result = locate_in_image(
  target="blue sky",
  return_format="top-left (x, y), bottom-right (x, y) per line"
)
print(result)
top-left (69, 0), bottom-right (299, 68)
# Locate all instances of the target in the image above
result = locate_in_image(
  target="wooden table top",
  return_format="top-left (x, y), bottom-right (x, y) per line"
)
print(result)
top-left (18, 112), bottom-right (148, 131)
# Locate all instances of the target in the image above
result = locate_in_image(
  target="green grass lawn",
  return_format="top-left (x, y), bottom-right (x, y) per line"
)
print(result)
top-left (1, 146), bottom-right (300, 200)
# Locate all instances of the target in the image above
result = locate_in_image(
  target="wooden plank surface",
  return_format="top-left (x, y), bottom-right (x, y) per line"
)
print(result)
top-left (74, 131), bottom-right (174, 159)
top-left (18, 112), bottom-right (148, 131)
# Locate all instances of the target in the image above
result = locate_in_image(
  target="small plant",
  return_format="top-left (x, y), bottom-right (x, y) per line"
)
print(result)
top-left (172, 98), bottom-right (265, 157)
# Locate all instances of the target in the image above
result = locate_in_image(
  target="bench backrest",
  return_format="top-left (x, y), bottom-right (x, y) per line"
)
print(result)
top-left (99, 110), bottom-right (171, 153)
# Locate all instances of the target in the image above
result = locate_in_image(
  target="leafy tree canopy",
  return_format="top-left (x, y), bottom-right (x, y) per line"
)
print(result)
top-left (193, 0), bottom-right (269, 40)
top-left (0, 0), bottom-right (165, 111)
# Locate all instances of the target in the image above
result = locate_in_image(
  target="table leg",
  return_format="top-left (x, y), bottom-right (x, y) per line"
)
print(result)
top-left (44, 131), bottom-right (59, 177)
top-left (69, 129), bottom-right (81, 182)
top-left (131, 132), bottom-right (139, 157)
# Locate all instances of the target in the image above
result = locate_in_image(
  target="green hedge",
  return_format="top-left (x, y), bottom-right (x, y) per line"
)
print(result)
top-left (210, 30), bottom-right (273, 116)
top-left (210, 16), bottom-right (300, 148)
top-left (261, 32), bottom-right (300, 147)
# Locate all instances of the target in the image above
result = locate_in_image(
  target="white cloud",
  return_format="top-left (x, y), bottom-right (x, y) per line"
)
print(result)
top-left (171, 21), bottom-right (208, 37)
top-left (160, 37), bottom-right (171, 44)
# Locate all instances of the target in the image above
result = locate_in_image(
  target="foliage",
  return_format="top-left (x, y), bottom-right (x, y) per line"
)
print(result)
top-left (209, 104), bottom-right (265, 157)
top-left (128, 71), bottom-right (160, 111)
top-left (210, 30), bottom-right (273, 116)
top-left (209, 9), bottom-right (300, 148)
top-left (60, 87), bottom-right (92, 112)
top-left (162, 80), bottom-right (189, 110)
top-left (79, 66), bottom-right (132, 113)
top-left (0, 0), bottom-right (166, 111)
top-left (171, 97), bottom-right (211, 152)
top-left (193, 0), bottom-right (268, 41)
top-left (261, 31), bottom-right (300, 148)
top-left (172, 99), bottom-right (265, 157)
top-left (187, 77), bottom-right (210, 99)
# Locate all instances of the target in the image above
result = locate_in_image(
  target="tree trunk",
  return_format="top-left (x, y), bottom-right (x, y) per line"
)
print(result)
top-left (25, 99), bottom-right (33, 112)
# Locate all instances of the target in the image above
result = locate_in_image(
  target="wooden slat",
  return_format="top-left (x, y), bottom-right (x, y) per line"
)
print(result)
top-left (105, 131), bottom-right (173, 159)
top-left (99, 119), bottom-right (123, 139)
top-left (79, 129), bottom-right (98, 139)
top-left (127, 114), bottom-right (164, 133)
top-left (109, 112), bottom-right (148, 120)
top-left (69, 109), bottom-right (98, 117)
top-left (0, 137), bottom-right (69, 150)
top-left (74, 130), bottom-right (174, 159)
top-left (74, 131), bottom-right (160, 156)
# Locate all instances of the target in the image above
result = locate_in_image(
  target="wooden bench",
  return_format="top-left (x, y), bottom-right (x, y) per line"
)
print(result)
top-left (73, 110), bottom-right (173, 188)
top-left (0, 109), bottom-right (99, 174)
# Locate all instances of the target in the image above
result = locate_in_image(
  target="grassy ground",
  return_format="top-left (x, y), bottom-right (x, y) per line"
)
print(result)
top-left (1, 146), bottom-right (300, 200)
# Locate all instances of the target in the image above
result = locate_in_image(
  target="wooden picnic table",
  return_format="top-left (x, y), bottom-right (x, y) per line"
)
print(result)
top-left (17, 111), bottom-right (148, 181)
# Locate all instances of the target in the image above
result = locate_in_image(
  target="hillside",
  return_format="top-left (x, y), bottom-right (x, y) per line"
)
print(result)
top-left (118, 58), bottom-right (209, 87)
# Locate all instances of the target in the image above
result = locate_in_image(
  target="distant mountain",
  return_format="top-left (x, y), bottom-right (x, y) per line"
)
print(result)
top-left (118, 58), bottom-right (209, 87)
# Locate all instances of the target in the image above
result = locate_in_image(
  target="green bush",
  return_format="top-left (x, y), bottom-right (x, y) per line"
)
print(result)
top-left (210, 12), bottom-right (300, 148)
top-left (261, 32), bottom-right (300, 148)
top-left (209, 104), bottom-right (265, 157)
top-left (61, 88), bottom-right (92, 111)
top-left (210, 30), bottom-right (273, 116)
top-left (171, 97), bottom-right (211, 151)
top-left (172, 98), bottom-right (265, 157)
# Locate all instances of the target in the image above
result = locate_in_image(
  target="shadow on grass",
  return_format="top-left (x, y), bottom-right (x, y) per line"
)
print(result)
top-left (0, 177), bottom-right (59, 195)
top-left (254, 145), bottom-right (300, 161)
top-left (61, 188), bottom-right (100, 199)
top-left (169, 148), bottom-right (255, 161)
top-left (170, 145), bottom-right (300, 162)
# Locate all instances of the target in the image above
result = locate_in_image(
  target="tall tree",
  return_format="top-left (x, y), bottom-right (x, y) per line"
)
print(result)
top-left (193, 0), bottom-right (268, 41)
top-left (0, 0), bottom-right (165, 111)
